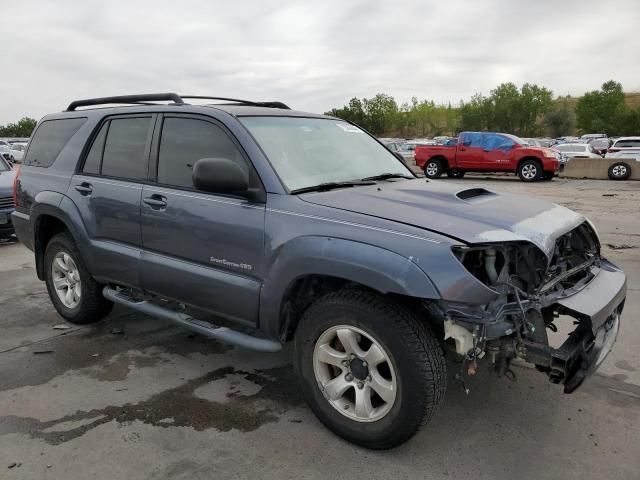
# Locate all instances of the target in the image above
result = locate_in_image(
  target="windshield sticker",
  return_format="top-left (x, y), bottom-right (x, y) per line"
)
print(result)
top-left (336, 122), bottom-right (363, 133)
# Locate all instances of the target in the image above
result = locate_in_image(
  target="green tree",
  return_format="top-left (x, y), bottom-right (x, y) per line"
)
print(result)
top-left (545, 98), bottom-right (574, 137)
top-left (460, 93), bottom-right (489, 132)
top-left (363, 94), bottom-right (398, 135)
top-left (0, 117), bottom-right (37, 137)
top-left (459, 83), bottom-right (552, 135)
top-left (575, 80), bottom-right (626, 135)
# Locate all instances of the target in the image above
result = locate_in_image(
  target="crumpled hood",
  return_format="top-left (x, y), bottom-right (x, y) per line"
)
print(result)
top-left (300, 179), bottom-right (585, 258)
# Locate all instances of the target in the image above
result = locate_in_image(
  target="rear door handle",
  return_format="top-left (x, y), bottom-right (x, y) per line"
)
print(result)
top-left (143, 194), bottom-right (167, 210)
top-left (74, 183), bottom-right (93, 195)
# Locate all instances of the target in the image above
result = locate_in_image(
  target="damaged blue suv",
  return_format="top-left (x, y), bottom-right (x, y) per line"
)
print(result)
top-left (12, 94), bottom-right (626, 449)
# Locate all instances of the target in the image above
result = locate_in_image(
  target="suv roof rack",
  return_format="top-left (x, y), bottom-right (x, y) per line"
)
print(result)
top-left (66, 93), bottom-right (185, 111)
top-left (66, 93), bottom-right (291, 111)
top-left (181, 96), bottom-right (290, 109)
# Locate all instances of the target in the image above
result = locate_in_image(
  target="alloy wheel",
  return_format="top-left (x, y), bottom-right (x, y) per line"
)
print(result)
top-left (426, 162), bottom-right (439, 177)
top-left (612, 165), bottom-right (627, 177)
top-left (313, 325), bottom-right (397, 422)
top-left (51, 252), bottom-right (82, 309)
top-left (521, 163), bottom-right (537, 180)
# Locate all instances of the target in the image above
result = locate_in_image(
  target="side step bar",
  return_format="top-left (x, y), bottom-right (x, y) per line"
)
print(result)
top-left (102, 287), bottom-right (282, 353)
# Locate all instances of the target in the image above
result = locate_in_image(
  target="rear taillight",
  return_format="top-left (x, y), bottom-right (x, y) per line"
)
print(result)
top-left (12, 165), bottom-right (21, 207)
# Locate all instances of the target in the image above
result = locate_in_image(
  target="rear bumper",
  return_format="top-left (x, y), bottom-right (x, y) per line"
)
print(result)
top-left (10, 210), bottom-right (30, 247)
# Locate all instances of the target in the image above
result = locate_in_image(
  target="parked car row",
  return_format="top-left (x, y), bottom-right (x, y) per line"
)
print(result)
top-left (0, 155), bottom-right (17, 239)
top-left (0, 139), bottom-right (28, 164)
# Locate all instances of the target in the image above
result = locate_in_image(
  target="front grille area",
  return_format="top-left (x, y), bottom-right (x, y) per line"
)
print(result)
top-left (0, 196), bottom-right (15, 209)
top-left (541, 222), bottom-right (600, 295)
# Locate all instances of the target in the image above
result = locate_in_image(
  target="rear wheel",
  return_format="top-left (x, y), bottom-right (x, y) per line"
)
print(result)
top-left (294, 289), bottom-right (446, 449)
top-left (517, 159), bottom-right (542, 182)
top-left (424, 158), bottom-right (444, 179)
top-left (608, 162), bottom-right (631, 180)
top-left (44, 232), bottom-right (113, 324)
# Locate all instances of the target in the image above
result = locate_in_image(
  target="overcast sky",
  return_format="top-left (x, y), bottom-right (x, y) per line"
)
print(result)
top-left (1, 0), bottom-right (639, 124)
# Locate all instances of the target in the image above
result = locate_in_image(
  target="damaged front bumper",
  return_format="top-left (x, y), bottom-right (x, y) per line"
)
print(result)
top-left (439, 259), bottom-right (626, 393)
top-left (524, 259), bottom-right (625, 392)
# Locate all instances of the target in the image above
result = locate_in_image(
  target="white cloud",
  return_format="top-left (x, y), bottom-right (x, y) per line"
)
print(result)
top-left (1, 0), bottom-right (639, 124)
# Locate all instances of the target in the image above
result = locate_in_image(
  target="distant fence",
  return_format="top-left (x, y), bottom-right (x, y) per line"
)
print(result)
top-left (559, 157), bottom-right (640, 180)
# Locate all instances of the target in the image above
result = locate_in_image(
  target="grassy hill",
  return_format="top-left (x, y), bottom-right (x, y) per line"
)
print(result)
top-left (554, 92), bottom-right (640, 110)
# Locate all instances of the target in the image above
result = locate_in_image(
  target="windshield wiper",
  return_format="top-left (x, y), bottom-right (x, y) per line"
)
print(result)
top-left (360, 172), bottom-right (414, 181)
top-left (290, 180), bottom-right (375, 194)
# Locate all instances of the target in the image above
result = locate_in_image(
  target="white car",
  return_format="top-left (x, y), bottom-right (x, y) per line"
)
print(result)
top-left (606, 137), bottom-right (640, 157)
top-left (9, 143), bottom-right (27, 162)
top-left (554, 143), bottom-right (602, 159)
top-left (606, 150), bottom-right (640, 160)
top-left (0, 144), bottom-right (11, 163)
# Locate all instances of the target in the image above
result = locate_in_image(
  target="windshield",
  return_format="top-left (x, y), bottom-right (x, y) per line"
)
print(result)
top-left (241, 117), bottom-right (413, 191)
top-left (503, 133), bottom-right (526, 145)
top-left (0, 158), bottom-right (10, 172)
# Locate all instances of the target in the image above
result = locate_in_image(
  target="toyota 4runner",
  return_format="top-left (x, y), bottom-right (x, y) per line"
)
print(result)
top-left (12, 94), bottom-right (626, 449)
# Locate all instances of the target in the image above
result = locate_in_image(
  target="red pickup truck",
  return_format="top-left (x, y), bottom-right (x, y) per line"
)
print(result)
top-left (414, 132), bottom-right (560, 182)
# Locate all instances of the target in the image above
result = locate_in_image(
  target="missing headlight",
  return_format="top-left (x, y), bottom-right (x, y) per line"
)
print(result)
top-left (452, 243), bottom-right (547, 294)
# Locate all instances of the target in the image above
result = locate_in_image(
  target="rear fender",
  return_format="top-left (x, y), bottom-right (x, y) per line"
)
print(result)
top-left (31, 193), bottom-right (93, 280)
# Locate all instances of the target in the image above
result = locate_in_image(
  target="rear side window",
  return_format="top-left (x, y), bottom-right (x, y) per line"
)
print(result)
top-left (82, 122), bottom-right (108, 174)
top-left (23, 118), bottom-right (86, 167)
top-left (461, 132), bottom-right (483, 147)
top-left (100, 117), bottom-right (153, 180)
top-left (614, 139), bottom-right (640, 148)
top-left (157, 117), bottom-right (247, 189)
top-left (482, 134), bottom-right (513, 151)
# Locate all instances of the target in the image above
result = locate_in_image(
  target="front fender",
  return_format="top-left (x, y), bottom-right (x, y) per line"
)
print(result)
top-left (259, 236), bottom-right (440, 337)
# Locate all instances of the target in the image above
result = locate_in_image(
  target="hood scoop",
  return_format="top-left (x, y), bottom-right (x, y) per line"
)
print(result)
top-left (455, 188), bottom-right (496, 203)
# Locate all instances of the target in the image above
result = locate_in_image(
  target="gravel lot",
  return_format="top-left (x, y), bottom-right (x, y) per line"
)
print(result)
top-left (1, 177), bottom-right (638, 480)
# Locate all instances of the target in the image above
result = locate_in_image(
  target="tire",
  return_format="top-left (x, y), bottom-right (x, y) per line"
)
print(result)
top-left (517, 159), bottom-right (542, 182)
top-left (608, 162), bottom-right (631, 180)
top-left (44, 232), bottom-right (113, 324)
top-left (447, 169), bottom-right (465, 178)
top-left (423, 158), bottom-right (444, 179)
top-left (294, 289), bottom-right (446, 449)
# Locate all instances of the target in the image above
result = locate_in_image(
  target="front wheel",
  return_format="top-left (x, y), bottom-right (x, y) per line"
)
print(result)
top-left (294, 289), bottom-right (446, 449)
top-left (423, 158), bottom-right (443, 179)
top-left (44, 232), bottom-right (113, 324)
top-left (608, 162), bottom-right (631, 180)
top-left (517, 159), bottom-right (542, 182)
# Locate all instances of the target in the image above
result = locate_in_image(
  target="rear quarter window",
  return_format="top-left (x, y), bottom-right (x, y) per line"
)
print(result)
top-left (614, 139), bottom-right (640, 148)
top-left (23, 118), bottom-right (87, 167)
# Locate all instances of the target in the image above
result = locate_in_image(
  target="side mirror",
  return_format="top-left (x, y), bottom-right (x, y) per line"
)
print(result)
top-left (192, 157), bottom-right (249, 194)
